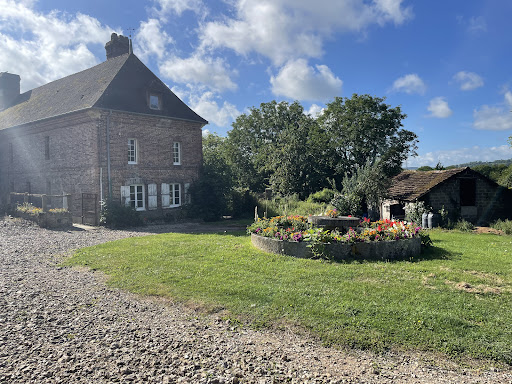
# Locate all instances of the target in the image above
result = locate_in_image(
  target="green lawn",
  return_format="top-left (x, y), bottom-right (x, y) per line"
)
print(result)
top-left (66, 230), bottom-right (512, 364)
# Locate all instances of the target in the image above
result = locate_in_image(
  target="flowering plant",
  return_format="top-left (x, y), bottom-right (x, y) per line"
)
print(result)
top-left (48, 208), bottom-right (69, 213)
top-left (248, 216), bottom-right (424, 245)
top-left (16, 203), bottom-right (43, 215)
top-left (326, 209), bottom-right (339, 218)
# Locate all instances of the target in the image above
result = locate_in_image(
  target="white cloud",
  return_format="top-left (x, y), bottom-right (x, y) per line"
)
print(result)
top-left (307, 103), bottom-right (324, 117)
top-left (199, 0), bottom-right (412, 65)
top-left (468, 16), bottom-right (487, 33)
top-left (453, 71), bottom-right (484, 91)
top-left (181, 90), bottom-right (241, 127)
top-left (270, 59), bottom-right (342, 101)
top-left (135, 18), bottom-right (173, 60)
top-left (202, 128), bottom-right (211, 136)
top-left (408, 145), bottom-right (512, 168)
top-left (160, 54), bottom-right (237, 92)
top-left (153, 0), bottom-right (204, 18)
top-left (427, 97), bottom-right (452, 118)
top-left (473, 91), bottom-right (512, 131)
top-left (374, 0), bottom-right (413, 25)
top-left (390, 73), bottom-right (426, 95)
top-left (0, 0), bottom-right (115, 91)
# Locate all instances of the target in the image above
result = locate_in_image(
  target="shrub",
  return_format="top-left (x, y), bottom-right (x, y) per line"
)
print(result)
top-left (404, 201), bottom-right (430, 225)
top-left (330, 193), bottom-right (362, 216)
top-left (188, 178), bottom-right (227, 222)
top-left (454, 219), bottom-right (475, 232)
top-left (491, 219), bottom-right (512, 235)
top-left (307, 188), bottom-right (336, 203)
top-left (100, 199), bottom-right (143, 228)
top-left (229, 188), bottom-right (257, 218)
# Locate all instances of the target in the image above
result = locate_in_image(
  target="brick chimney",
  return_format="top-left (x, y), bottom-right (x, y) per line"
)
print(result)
top-left (0, 72), bottom-right (20, 111)
top-left (105, 33), bottom-right (130, 60)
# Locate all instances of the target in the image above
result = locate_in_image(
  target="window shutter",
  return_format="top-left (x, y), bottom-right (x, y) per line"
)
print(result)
top-left (184, 183), bottom-right (191, 204)
top-left (161, 183), bottom-right (170, 207)
top-left (120, 186), bottom-right (130, 207)
top-left (148, 183), bottom-right (157, 210)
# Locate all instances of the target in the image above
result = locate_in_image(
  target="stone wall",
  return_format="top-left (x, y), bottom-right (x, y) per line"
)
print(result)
top-left (98, 110), bottom-right (203, 219)
top-left (423, 172), bottom-right (512, 225)
top-left (0, 110), bottom-right (100, 223)
top-left (251, 234), bottom-right (422, 261)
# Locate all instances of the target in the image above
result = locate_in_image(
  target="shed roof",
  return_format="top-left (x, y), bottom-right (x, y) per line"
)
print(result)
top-left (0, 53), bottom-right (207, 130)
top-left (387, 168), bottom-right (469, 201)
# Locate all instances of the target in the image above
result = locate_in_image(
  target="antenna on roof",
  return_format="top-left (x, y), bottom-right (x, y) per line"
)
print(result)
top-left (126, 27), bottom-right (135, 54)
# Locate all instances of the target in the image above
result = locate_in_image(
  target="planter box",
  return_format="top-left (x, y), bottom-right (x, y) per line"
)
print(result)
top-left (17, 211), bottom-right (73, 228)
top-left (251, 234), bottom-right (421, 261)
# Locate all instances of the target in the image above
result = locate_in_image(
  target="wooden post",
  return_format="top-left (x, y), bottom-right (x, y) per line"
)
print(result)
top-left (24, 193), bottom-right (28, 204)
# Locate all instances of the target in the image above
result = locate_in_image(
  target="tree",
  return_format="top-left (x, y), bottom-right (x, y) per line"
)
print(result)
top-left (190, 133), bottom-right (233, 221)
top-left (318, 94), bottom-right (417, 182)
top-left (417, 166), bottom-right (434, 171)
top-left (434, 161), bottom-right (445, 170)
top-left (226, 101), bottom-right (328, 197)
top-left (331, 160), bottom-right (391, 218)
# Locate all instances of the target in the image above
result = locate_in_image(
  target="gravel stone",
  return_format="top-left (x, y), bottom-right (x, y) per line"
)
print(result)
top-left (1, 216), bottom-right (511, 383)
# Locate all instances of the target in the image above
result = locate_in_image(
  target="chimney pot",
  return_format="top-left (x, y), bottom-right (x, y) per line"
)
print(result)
top-left (0, 72), bottom-right (20, 111)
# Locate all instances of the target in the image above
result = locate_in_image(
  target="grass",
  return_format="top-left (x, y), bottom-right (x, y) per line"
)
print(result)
top-left (257, 196), bottom-right (330, 217)
top-left (66, 229), bottom-right (512, 365)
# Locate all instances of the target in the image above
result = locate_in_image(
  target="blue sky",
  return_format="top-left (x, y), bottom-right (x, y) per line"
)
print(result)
top-left (1, 0), bottom-right (512, 167)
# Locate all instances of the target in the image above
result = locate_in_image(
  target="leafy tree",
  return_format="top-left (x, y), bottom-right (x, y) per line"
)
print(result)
top-left (472, 164), bottom-right (510, 184)
top-left (190, 133), bottom-right (233, 221)
top-left (225, 95), bottom-right (416, 199)
top-left (499, 164), bottom-right (512, 188)
top-left (226, 101), bottom-right (328, 197)
top-left (318, 94), bottom-right (417, 182)
top-left (417, 166), bottom-right (434, 171)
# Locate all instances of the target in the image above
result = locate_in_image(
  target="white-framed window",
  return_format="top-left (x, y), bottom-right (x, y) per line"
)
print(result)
top-left (121, 185), bottom-right (145, 211)
top-left (149, 94), bottom-right (161, 110)
top-left (161, 183), bottom-right (181, 208)
top-left (173, 142), bottom-right (181, 165)
top-left (128, 139), bottom-right (137, 164)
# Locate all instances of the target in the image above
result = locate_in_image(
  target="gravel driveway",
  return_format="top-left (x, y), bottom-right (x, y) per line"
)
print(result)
top-left (1, 216), bottom-right (511, 383)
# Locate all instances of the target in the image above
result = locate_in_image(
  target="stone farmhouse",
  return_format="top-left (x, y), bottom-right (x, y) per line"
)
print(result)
top-left (0, 33), bottom-right (207, 225)
top-left (382, 167), bottom-right (512, 225)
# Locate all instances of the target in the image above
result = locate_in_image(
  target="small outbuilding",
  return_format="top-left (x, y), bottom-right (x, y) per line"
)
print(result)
top-left (382, 167), bottom-right (512, 225)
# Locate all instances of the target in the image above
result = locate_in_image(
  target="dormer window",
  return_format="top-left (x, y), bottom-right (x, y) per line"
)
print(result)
top-left (149, 94), bottom-right (161, 110)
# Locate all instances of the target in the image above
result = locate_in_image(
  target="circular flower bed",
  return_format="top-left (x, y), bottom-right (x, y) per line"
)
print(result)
top-left (248, 215), bottom-right (426, 261)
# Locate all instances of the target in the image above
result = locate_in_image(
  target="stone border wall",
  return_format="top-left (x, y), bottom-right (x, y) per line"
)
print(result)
top-left (251, 234), bottom-right (421, 261)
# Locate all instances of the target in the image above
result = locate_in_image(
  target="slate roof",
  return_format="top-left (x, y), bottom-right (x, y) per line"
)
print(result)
top-left (0, 53), bottom-right (207, 130)
top-left (387, 168), bottom-right (469, 201)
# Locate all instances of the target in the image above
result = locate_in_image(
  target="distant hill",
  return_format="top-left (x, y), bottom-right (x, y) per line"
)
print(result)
top-left (453, 159), bottom-right (512, 168)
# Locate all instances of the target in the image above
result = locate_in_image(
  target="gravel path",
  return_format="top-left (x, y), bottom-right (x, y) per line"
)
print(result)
top-left (1, 217), bottom-right (511, 384)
